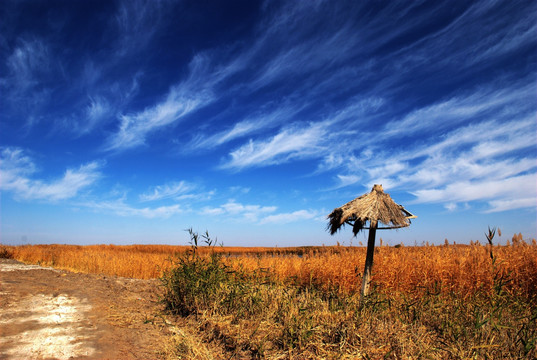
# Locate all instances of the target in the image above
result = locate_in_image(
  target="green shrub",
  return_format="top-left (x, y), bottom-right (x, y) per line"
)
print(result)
top-left (161, 229), bottom-right (226, 315)
top-left (160, 229), bottom-right (263, 318)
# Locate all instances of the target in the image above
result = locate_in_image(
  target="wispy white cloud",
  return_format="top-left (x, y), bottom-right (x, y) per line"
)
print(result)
top-left (366, 162), bottom-right (408, 183)
top-left (381, 83), bottom-right (535, 140)
top-left (76, 96), bottom-right (112, 134)
top-left (0, 147), bottom-right (102, 202)
top-left (221, 122), bottom-right (329, 169)
top-left (0, 147), bottom-right (37, 175)
top-left (334, 174), bottom-right (361, 189)
top-left (380, 1), bottom-right (537, 82)
top-left (82, 199), bottom-right (183, 218)
top-left (331, 119), bottom-right (537, 213)
top-left (411, 173), bottom-right (536, 205)
top-left (444, 203), bottom-right (458, 212)
top-left (104, 51), bottom-right (245, 151)
top-left (229, 186), bottom-right (250, 194)
top-left (187, 103), bottom-right (306, 151)
top-left (4, 38), bottom-right (51, 93)
top-left (201, 199), bottom-right (320, 225)
top-left (325, 77), bottom-right (537, 213)
top-left (486, 198), bottom-right (537, 213)
top-left (114, 0), bottom-right (170, 58)
top-left (1, 37), bottom-right (56, 127)
top-left (218, 95), bottom-right (388, 171)
top-left (201, 200), bottom-right (277, 222)
top-left (260, 209), bottom-right (319, 224)
top-left (447, 1), bottom-right (536, 66)
top-left (139, 181), bottom-right (197, 202)
top-left (251, 24), bottom-right (358, 90)
top-left (105, 88), bottom-right (212, 151)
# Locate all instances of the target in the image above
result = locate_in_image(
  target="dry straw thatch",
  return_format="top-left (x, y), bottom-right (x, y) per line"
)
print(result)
top-left (327, 184), bottom-right (415, 236)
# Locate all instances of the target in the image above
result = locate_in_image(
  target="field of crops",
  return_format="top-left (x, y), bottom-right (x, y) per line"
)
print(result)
top-left (1, 231), bottom-right (536, 359)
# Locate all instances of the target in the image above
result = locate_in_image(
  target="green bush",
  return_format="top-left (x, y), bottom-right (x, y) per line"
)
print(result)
top-left (160, 229), bottom-right (263, 318)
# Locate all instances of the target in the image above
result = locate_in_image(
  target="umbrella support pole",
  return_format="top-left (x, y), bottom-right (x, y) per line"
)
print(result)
top-left (361, 220), bottom-right (377, 299)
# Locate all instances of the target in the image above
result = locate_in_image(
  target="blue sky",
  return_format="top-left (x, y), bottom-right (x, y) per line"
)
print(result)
top-left (1, 0), bottom-right (536, 247)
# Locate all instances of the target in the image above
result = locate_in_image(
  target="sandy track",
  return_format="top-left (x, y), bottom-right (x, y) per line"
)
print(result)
top-left (0, 259), bottom-right (169, 359)
top-left (1, 292), bottom-right (95, 359)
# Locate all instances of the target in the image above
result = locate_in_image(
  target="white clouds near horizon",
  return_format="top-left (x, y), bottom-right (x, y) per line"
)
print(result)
top-left (80, 198), bottom-right (183, 219)
top-left (260, 209), bottom-right (320, 225)
top-left (201, 200), bottom-right (320, 225)
top-left (411, 174), bottom-right (537, 211)
top-left (201, 200), bottom-right (276, 222)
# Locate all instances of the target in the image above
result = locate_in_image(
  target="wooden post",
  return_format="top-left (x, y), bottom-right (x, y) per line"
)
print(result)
top-left (361, 219), bottom-right (378, 299)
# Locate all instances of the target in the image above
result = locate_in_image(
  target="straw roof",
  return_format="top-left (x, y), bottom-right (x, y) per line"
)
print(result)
top-left (327, 184), bottom-right (415, 236)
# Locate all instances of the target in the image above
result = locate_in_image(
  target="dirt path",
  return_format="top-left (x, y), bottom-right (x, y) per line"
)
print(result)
top-left (0, 258), bottom-right (171, 359)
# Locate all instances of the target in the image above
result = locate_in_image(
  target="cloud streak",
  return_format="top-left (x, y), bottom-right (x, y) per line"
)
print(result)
top-left (81, 199), bottom-right (183, 219)
top-left (201, 199), bottom-right (320, 225)
top-left (104, 50), bottom-right (245, 151)
top-left (260, 209), bottom-right (320, 224)
top-left (139, 181), bottom-right (197, 202)
top-left (411, 174), bottom-right (536, 209)
top-left (4, 38), bottom-right (51, 94)
top-left (202, 200), bottom-right (277, 222)
top-left (221, 122), bottom-right (329, 170)
top-left (0, 147), bottom-right (102, 202)
top-left (187, 102), bottom-right (306, 152)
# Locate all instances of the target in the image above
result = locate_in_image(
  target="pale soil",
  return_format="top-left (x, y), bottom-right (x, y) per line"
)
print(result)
top-left (0, 258), bottom-right (172, 360)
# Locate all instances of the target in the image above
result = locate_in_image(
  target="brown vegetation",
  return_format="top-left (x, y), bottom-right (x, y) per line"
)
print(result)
top-left (3, 238), bottom-right (536, 298)
top-left (1, 232), bottom-right (536, 359)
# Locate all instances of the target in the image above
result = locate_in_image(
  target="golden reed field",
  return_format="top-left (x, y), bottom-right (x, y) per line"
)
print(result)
top-left (3, 232), bottom-right (536, 298)
top-left (2, 232), bottom-right (537, 359)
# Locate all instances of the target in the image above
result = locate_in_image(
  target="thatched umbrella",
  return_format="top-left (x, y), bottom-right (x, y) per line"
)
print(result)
top-left (327, 184), bottom-right (416, 298)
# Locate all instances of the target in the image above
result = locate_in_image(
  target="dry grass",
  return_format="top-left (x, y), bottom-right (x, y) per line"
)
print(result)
top-left (157, 230), bottom-right (536, 359)
top-left (2, 233), bottom-right (536, 359)
top-left (240, 240), bottom-right (537, 298)
top-left (2, 235), bottom-right (536, 298)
